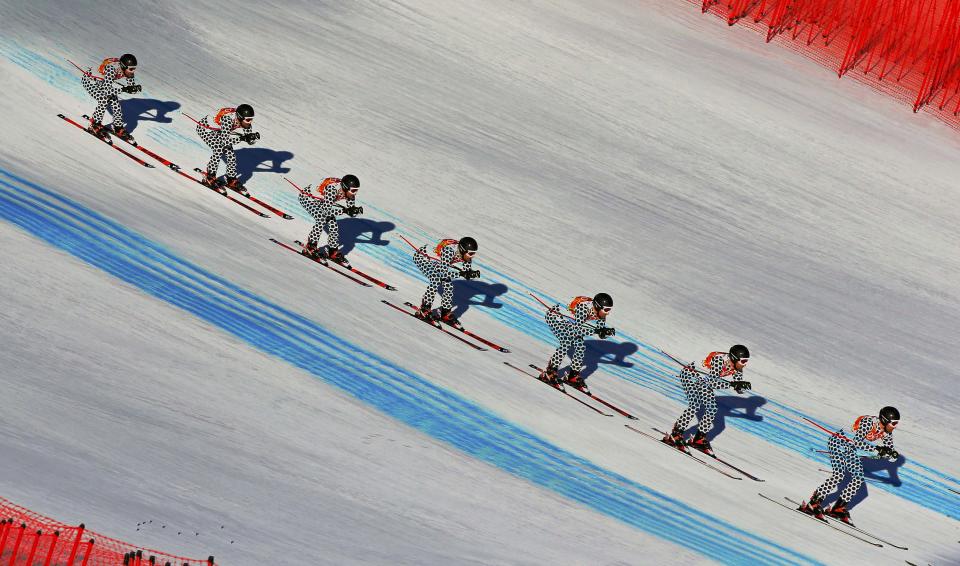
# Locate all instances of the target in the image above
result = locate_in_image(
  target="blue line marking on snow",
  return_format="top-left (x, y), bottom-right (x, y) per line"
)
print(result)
top-left (0, 38), bottom-right (87, 99)
top-left (0, 166), bottom-right (818, 565)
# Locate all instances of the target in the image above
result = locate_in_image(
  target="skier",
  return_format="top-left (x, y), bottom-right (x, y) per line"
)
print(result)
top-left (412, 237), bottom-right (480, 328)
top-left (196, 104), bottom-right (260, 195)
top-left (298, 175), bottom-right (362, 268)
top-left (80, 53), bottom-right (141, 142)
top-left (799, 406), bottom-right (901, 524)
top-left (541, 293), bottom-right (616, 392)
top-left (663, 345), bottom-right (752, 456)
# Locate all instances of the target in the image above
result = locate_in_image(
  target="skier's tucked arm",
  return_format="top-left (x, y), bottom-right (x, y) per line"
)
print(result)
top-left (441, 245), bottom-right (458, 277)
top-left (573, 301), bottom-right (596, 337)
top-left (852, 417), bottom-right (878, 452)
top-left (322, 181), bottom-right (340, 212)
top-left (706, 353), bottom-right (732, 389)
top-left (104, 61), bottom-right (128, 96)
top-left (881, 433), bottom-right (895, 451)
top-left (218, 113), bottom-right (238, 138)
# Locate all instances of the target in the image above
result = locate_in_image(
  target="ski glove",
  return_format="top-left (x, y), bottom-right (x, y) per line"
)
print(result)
top-left (241, 132), bottom-right (260, 145)
top-left (595, 326), bottom-right (616, 339)
top-left (731, 380), bottom-right (752, 394)
top-left (121, 84), bottom-right (142, 94)
top-left (343, 205), bottom-right (364, 217)
top-left (876, 446), bottom-right (899, 460)
top-left (461, 269), bottom-right (480, 280)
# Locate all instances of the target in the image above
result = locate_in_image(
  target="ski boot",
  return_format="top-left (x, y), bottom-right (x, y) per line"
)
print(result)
top-left (200, 170), bottom-right (227, 194)
top-left (688, 430), bottom-right (714, 457)
top-left (301, 240), bottom-right (323, 260)
top-left (438, 307), bottom-right (463, 330)
top-left (662, 423), bottom-right (688, 451)
top-left (224, 176), bottom-right (250, 197)
top-left (565, 369), bottom-right (589, 393)
top-left (326, 247), bottom-right (352, 269)
top-left (111, 125), bottom-right (135, 144)
top-left (414, 301), bottom-right (434, 321)
top-left (87, 121), bottom-right (110, 141)
top-left (825, 498), bottom-right (852, 524)
top-left (798, 493), bottom-right (826, 520)
top-left (539, 364), bottom-right (560, 386)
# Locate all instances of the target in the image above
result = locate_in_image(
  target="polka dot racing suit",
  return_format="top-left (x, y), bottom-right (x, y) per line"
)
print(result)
top-left (413, 240), bottom-right (473, 311)
top-left (674, 352), bottom-right (741, 436)
top-left (298, 178), bottom-right (355, 252)
top-left (546, 297), bottom-right (608, 373)
top-left (814, 415), bottom-right (896, 503)
top-left (196, 108), bottom-right (255, 179)
top-left (81, 59), bottom-right (138, 128)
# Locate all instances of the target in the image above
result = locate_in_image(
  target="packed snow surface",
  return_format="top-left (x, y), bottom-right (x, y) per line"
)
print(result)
top-left (1, 1), bottom-right (958, 564)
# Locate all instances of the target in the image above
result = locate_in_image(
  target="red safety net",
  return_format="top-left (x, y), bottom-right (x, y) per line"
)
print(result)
top-left (691, 0), bottom-right (960, 130)
top-left (0, 497), bottom-right (215, 566)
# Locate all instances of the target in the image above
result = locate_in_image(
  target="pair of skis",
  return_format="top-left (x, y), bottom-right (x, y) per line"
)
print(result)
top-left (382, 301), bottom-right (511, 352)
top-left (759, 493), bottom-right (907, 549)
top-left (271, 238), bottom-right (397, 291)
top-left (623, 425), bottom-right (764, 481)
top-left (503, 363), bottom-right (639, 419)
top-left (60, 113), bottom-right (294, 219)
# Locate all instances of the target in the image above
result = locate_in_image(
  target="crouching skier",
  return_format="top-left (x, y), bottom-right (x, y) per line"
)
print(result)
top-left (297, 174), bottom-right (362, 268)
top-left (412, 237), bottom-right (479, 329)
top-left (663, 345), bottom-right (752, 456)
top-left (798, 406), bottom-right (901, 524)
top-left (541, 293), bottom-right (616, 393)
top-left (195, 104), bottom-right (260, 195)
top-left (80, 53), bottom-right (141, 142)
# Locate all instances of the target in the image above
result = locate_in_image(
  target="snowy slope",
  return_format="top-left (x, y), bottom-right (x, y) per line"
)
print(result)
top-left (2, 0), bottom-right (959, 564)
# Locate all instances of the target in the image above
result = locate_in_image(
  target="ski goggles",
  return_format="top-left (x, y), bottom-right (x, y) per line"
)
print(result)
top-left (884, 419), bottom-right (899, 427)
top-left (462, 250), bottom-right (477, 258)
top-left (599, 306), bottom-right (612, 313)
top-left (733, 356), bottom-right (749, 364)
top-left (345, 187), bottom-right (359, 194)
top-left (123, 66), bottom-right (137, 71)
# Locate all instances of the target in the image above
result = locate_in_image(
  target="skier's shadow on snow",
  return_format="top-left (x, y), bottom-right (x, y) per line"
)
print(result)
top-left (336, 218), bottom-right (396, 256)
top-left (830, 454), bottom-right (905, 510)
top-left (117, 99), bottom-right (180, 133)
top-left (234, 148), bottom-right (294, 185)
top-left (450, 280), bottom-right (508, 319)
top-left (699, 395), bottom-right (766, 441)
top-left (580, 339), bottom-right (639, 379)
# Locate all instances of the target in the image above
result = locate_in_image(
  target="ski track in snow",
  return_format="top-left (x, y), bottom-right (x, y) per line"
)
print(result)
top-left (0, 166), bottom-right (818, 565)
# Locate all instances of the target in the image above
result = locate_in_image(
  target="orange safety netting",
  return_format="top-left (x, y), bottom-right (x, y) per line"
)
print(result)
top-left (0, 497), bottom-right (216, 566)
top-left (692, 0), bottom-right (960, 130)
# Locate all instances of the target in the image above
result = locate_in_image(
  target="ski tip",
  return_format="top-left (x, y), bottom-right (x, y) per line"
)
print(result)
top-left (386, 286), bottom-right (398, 291)
top-left (283, 214), bottom-right (294, 220)
top-left (627, 415), bottom-right (639, 420)
top-left (499, 348), bottom-right (511, 353)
